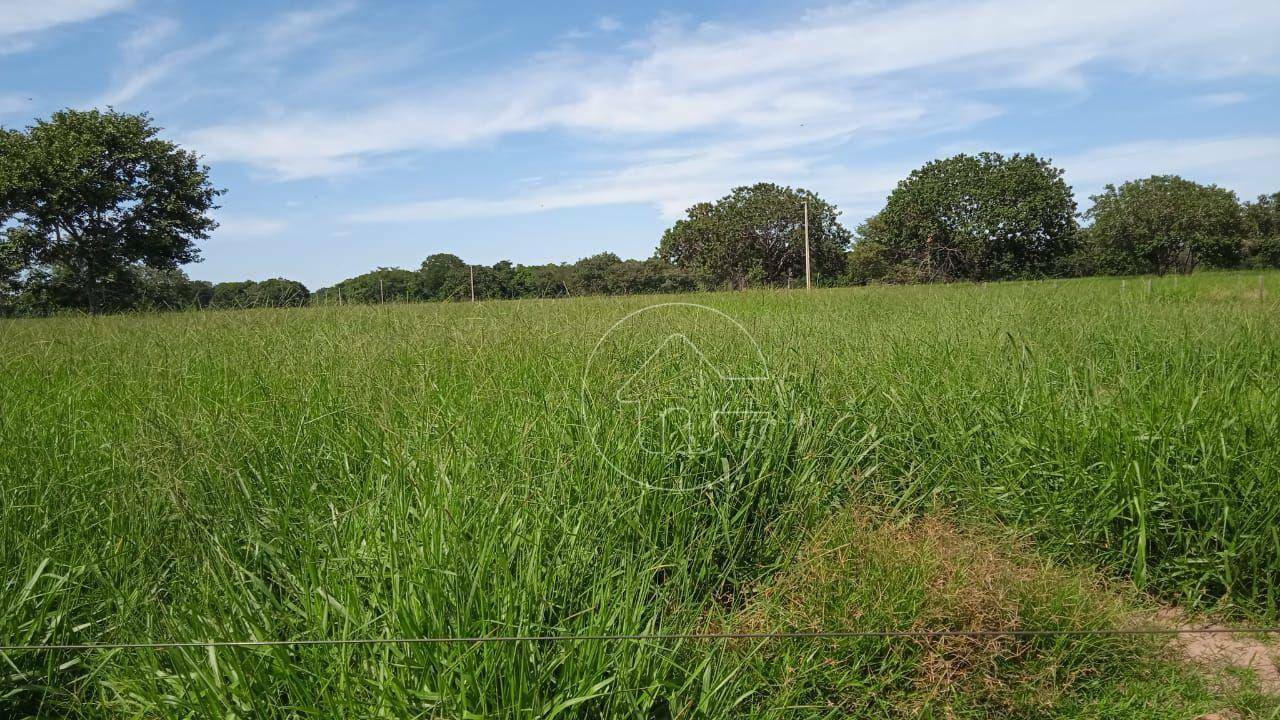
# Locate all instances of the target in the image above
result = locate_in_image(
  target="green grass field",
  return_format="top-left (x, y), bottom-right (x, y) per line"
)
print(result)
top-left (3, 271), bottom-right (1279, 717)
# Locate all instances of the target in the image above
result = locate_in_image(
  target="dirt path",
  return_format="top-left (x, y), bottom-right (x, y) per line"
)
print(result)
top-left (1156, 609), bottom-right (1280, 695)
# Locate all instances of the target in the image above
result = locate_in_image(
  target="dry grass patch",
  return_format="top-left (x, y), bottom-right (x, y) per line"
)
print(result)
top-left (717, 511), bottom-right (1171, 716)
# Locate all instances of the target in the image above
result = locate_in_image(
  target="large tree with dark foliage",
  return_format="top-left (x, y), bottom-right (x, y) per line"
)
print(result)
top-left (858, 152), bottom-right (1077, 282)
top-left (1082, 176), bottom-right (1245, 275)
top-left (0, 109), bottom-right (222, 312)
top-left (1243, 192), bottom-right (1280, 268)
top-left (658, 183), bottom-right (850, 289)
top-left (209, 278), bottom-right (310, 309)
top-left (416, 253), bottom-right (471, 300)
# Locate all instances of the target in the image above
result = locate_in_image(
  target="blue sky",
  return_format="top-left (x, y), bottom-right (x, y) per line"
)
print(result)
top-left (3, 0), bottom-right (1278, 289)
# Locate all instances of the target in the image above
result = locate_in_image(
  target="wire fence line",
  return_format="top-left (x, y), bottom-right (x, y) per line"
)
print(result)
top-left (5, 626), bottom-right (1280, 653)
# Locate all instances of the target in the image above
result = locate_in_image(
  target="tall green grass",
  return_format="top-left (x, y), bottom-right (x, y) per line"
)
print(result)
top-left (1, 271), bottom-right (1278, 717)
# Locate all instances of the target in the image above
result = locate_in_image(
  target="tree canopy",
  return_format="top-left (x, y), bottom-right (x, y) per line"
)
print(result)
top-left (0, 109), bottom-right (222, 312)
top-left (658, 183), bottom-right (850, 289)
top-left (3, 108), bottom-right (1273, 316)
top-left (419, 253), bottom-right (470, 300)
top-left (856, 152), bottom-right (1078, 282)
top-left (1082, 176), bottom-right (1245, 275)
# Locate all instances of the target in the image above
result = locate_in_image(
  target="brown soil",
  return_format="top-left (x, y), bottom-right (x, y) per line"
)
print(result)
top-left (1156, 608), bottom-right (1280, 695)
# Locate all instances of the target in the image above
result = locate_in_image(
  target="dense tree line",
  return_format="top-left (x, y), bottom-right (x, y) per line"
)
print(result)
top-left (4, 110), bottom-right (1279, 316)
top-left (846, 153), bottom-right (1280, 284)
top-left (310, 253), bottom-right (697, 304)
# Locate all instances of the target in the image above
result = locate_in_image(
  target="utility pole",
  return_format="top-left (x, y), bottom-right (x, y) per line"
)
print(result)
top-left (379, 278), bottom-right (385, 304)
top-left (469, 266), bottom-right (476, 302)
top-left (803, 200), bottom-right (812, 291)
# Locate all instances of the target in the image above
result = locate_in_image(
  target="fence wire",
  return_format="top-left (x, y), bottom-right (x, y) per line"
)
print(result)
top-left (4, 625), bottom-right (1280, 653)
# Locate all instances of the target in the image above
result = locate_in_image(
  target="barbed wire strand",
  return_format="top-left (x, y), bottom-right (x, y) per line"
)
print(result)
top-left (4, 626), bottom-right (1279, 653)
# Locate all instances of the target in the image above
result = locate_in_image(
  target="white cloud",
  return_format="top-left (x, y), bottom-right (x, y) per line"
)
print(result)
top-left (95, 3), bottom-right (357, 110)
top-left (1192, 91), bottom-right (1249, 107)
top-left (257, 1), bottom-right (358, 58)
top-left (347, 133), bottom-right (1280, 225)
top-left (344, 101), bottom-right (993, 222)
top-left (98, 30), bottom-right (231, 107)
top-left (596, 16), bottom-right (622, 33)
top-left (0, 0), bottom-right (131, 52)
top-left (188, 0), bottom-right (1280, 184)
top-left (1062, 135), bottom-right (1280, 201)
top-left (213, 216), bottom-right (287, 240)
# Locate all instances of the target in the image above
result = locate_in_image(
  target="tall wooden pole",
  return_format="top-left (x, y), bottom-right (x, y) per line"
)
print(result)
top-left (803, 200), bottom-right (812, 291)
top-left (469, 266), bottom-right (475, 302)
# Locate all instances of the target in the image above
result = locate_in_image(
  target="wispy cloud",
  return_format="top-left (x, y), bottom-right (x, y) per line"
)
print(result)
top-left (257, 1), bottom-right (359, 59)
top-left (0, 0), bottom-right (131, 53)
top-left (95, 2), bottom-right (359, 110)
top-left (97, 19), bottom-right (231, 107)
top-left (346, 134), bottom-right (1280, 224)
top-left (1192, 91), bottom-right (1250, 107)
top-left (1062, 135), bottom-right (1280, 199)
top-left (212, 216), bottom-right (287, 241)
top-left (188, 0), bottom-right (1280, 186)
top-left (347, 99), bottom-right (995, 222)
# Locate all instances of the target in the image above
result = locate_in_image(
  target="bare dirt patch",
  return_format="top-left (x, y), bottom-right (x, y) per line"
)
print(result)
top-left (1155, 608), bottom-right (1280, 696)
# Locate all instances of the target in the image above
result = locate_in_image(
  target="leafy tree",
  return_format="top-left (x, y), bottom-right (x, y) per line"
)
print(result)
top-left (327, 267), bottom-right (422, 304)
top-left (859, 152), bottom-right (1077, 282)
top-left (250, 278), bottom-right (310, 307)
top-left (1243, 192), bottom-right (1280, 268)
top-left (419, 253), bottom-right (469, 300)
top-left (210, 281), bottom-right (257, 309)
top-left (1082, 176), bottom-right (1245, 275)
top-left (208, 279), bottom-right (309, 308)
top-left (843, 240), bottom-right (892, 285)
top-left (658, 183), bottom-right (850, 289)
top-left (604, 257), bottom-right (696, 295)
top-left (526, 263), bottom-right (575, 298)
top-left (476, 260), bottom-right (527, 300)
top-left (130, 267), bottom-right (212, 310)
top-left (572, 252), bottom-right (623, 295)
top-left (1244, 192), bottom-right (1280, 238)
top-left (0, 109), bottom-right (221, 312)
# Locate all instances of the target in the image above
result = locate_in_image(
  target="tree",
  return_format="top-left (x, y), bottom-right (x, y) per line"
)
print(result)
top-left (249, 278), bottom-right (310, 307)
top-left (572, 252), bottom-right (623, 295)
top-left (843, 240), bottom-right (892, 285)
top-left (327, 267), bottom-right (422, 303)
top-left (658, 183), bottom-right (850, 290)
top-left (859, 152), bottom-right (1077, 282)
top-left (419, 253), bottom-right (469, 300)
top-left (1243, 192), bottom-right (1280, 268)
top-left (130, 267), bottom-right (212, 310)
top-left (210, 281), bottom-right (257, 309)
top-left (0, 109), bottom-right (221, 312)
top-left (1082, 176), bottom-right (1245, 275)
top-left (208, 279), bottom-right (309, 308)
top-left (1244, 192), bottom-right (1280, 238)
